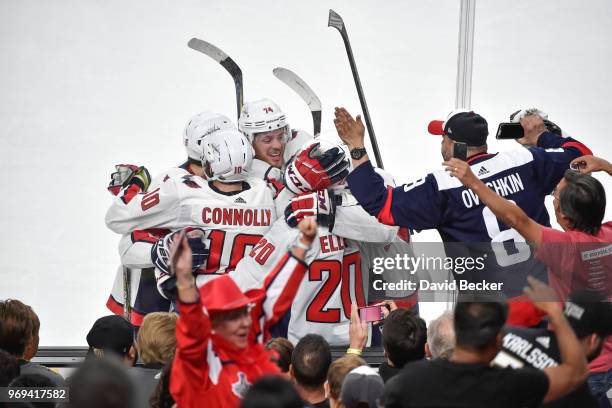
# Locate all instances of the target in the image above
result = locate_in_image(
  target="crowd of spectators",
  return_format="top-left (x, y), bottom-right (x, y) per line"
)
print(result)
top-left (1, 109), bottom-right (611, 408)
top-left (2, 276), bottom-right (610, 407)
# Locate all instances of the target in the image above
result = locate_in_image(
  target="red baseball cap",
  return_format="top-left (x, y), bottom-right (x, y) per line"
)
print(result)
top-left (199, 275), bottom-right (262, 313)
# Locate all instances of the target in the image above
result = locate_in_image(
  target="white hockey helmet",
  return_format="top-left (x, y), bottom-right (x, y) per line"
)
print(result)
top-left (238, 98), bottom-right (290, 143)
top-left (183, 111), bottom-right (236, 161)
top-left (201, 128), bottom-right (254, 183)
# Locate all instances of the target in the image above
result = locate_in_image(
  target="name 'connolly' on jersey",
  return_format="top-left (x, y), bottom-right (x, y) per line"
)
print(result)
top-left (105, 174), bottom-right (277, 279)
top-left (201, 207), bottom-right (273, 227)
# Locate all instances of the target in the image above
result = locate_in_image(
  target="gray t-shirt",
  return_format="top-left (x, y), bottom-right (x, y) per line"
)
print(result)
top-left (129, 364), bottom-right (163, 408)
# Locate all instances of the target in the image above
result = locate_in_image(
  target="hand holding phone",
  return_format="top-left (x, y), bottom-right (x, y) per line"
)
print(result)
top-left (453, 142), bottom-right (468, 161)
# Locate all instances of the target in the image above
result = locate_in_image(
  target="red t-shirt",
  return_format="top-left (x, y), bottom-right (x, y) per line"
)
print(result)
top-left (536, 222), bottom-right (612, 373)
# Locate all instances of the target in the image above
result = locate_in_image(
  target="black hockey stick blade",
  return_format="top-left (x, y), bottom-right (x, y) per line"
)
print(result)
top-left (328, 9), bottom-right (345, 32)
top-left (188, 38), bottom-right (244, 121)
top-left (273, 67), bottom-right (322, 136)
top-left (328, 10), bottom-right (384, 169)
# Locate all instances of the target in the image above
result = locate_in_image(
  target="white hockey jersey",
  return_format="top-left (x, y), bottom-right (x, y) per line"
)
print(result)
top-left (106, 163), bottom-right (195, 324)
top-left (230, 217), bottom-right (365, 346)
top-left (106, 174), bottom-right (277, 287)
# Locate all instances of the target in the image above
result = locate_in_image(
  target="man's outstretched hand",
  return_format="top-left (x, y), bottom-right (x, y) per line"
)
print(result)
top-left (334, 107), bottom-right (365, 150)
top-left (570, 155), bottom-right (612, 176)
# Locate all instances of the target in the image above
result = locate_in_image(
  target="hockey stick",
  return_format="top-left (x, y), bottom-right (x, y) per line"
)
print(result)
top-left (187, 38), bottom-right (244, 121)
top-left (328, 10), bottom-right (384, 169)
top-left (122, 266), bottom-right (132, 322)
top-left (272, 67), bottom-right (322, 136)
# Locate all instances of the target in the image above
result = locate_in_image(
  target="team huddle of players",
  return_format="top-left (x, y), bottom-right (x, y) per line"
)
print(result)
top-left (103, 99), bottom-right (401, 346)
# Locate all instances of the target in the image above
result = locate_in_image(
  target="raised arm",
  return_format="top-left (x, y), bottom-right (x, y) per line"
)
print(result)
top-left (445, 158), bottom-right (543, 246)
top-left (105, 176), bottom-right (181, 234)
top-left (334, 107), bottom-right (444, 231)
top-left (168, 232), bottom-right (214, 402)
top-left (524, 277), bottom-right (589, 403)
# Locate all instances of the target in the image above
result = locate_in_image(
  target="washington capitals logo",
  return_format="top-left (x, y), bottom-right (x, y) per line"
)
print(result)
top-left (263, 106), bottom-right (274, 114)
top-left (181, 175), bottom-right (200, 189)
top-left (231, 372), bottom-right (251, 399)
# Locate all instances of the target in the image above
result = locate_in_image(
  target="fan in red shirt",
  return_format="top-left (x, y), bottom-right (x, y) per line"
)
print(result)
top-left (168, 219), bottom-right (317, 408)
top-left (446, 154), bottom-right (611, 405)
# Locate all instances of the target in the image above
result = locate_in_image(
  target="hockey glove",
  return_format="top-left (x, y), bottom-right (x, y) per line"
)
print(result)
top-left (284, 143), bottom-right (350, 194)
top-left (107, 164), bottom-right (152, 196)
top-left (285, 189), bottom-right (336, 229)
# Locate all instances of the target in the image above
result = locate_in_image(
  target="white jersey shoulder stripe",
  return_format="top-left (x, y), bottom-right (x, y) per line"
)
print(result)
top-left (433, 148), bottom-right (534, 191)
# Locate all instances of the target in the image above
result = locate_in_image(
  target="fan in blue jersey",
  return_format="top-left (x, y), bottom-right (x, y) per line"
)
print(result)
top-left (333, 107), bottom-right (592, 299)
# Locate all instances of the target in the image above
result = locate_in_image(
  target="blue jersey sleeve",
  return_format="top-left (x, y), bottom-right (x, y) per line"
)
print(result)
top-left (536, 131), bottom-right (591, 154)
top-left (347, 160), bottom-right (444, 230)
top-left (529, 132), bottom-right (591, 195)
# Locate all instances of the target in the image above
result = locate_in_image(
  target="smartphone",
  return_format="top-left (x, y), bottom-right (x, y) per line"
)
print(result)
top-left (453, 142), bottom-right (468, 161)
top-left (359, 306), bottom-right (384, 323)
top-left (496, 122), bottom-right (524, 140)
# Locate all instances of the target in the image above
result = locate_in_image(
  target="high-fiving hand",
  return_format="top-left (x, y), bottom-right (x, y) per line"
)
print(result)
top-left (334, 107), bottom-right (365, 150)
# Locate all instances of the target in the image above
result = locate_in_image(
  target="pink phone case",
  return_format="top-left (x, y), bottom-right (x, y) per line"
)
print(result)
top-left (359, 306), bottom-right (383, 322)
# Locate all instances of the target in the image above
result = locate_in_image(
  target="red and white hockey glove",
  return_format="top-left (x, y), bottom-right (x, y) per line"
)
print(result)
top-left (285, 189), bottom-right (336, 229)
top-left (284, 143), bottom-right (350, 194)
top-left (107, 164), bottom-right (152, 197)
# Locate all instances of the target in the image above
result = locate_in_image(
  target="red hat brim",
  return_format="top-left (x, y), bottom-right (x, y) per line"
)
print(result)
top-left (200, 278), bottom-right (265, 313)
top-left (428, 120), bottom-right (445, 135)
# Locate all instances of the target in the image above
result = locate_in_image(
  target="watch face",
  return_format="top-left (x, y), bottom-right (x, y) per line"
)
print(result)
top-left (351, 148), bottom-right (365, 159)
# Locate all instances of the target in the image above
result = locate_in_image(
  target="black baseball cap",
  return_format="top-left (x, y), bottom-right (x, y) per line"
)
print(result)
top-left (428, 109), bottom-right (489, 147)
top-left (341, 365), bottom-right (384, 408)
top-left (86, 315), bottom-right (134, 355)
top-left (564, 289), bottom-right (612, 338)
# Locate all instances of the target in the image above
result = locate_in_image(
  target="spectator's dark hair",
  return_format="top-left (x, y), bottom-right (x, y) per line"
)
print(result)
top-left (150, 360), bottom-right (174, 408)
top-left (68, 357), bottom-right (134, 408)
top-left (266, 338), bottom-right (294, 373)
top-left (291, 334), bottom-right (331, 388)
top-left (0, 300), bottom-right (37, 356)
top-left (241, 376), bottom-right (302, 408)
top-left (454, 301), bottom-right (508, 350)
top-left (560, 170), bottom-right (606, 234)
top-left (0, 349), bottom-right (20, 387)
top-left (382, 309), bottom-right (427, 368)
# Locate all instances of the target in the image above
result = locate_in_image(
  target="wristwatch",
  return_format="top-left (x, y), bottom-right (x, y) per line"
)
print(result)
top-left (350, 147), bottom-right (367, 160)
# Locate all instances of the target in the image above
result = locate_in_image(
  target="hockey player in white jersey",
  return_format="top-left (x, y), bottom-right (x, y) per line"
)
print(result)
top-left (229, 140), bottom-right (401, 345)
top-left (106, 127), bottom-right (277, 300)
top-left (238, 98), bottom-right (314, 184)
top-left (105, 112), bottom-right (237, 323)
